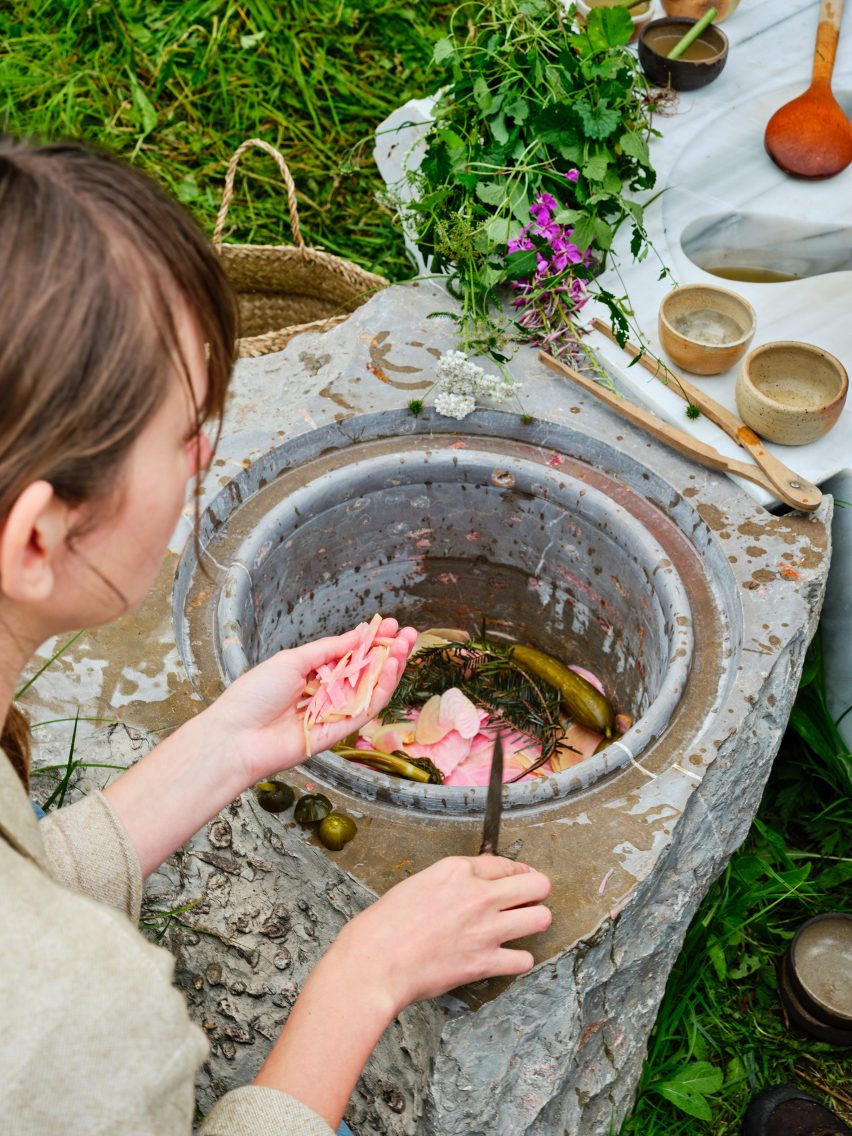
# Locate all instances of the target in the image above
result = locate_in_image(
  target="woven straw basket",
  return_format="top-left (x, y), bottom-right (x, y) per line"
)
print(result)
top-left (214, 139), bottom-right (388, 358)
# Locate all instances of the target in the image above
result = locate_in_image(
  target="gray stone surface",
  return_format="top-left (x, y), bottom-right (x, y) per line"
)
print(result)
top-left (25, 283), bottom-right (831, 1134)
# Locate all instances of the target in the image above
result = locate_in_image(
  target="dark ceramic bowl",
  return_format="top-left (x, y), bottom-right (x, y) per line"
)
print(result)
top-left (788, 914), bottom-right (852, 1028)
top-left (638, 17), bottom-right (729, 91)
top-left (778, 913), bottom-right (852, 1048)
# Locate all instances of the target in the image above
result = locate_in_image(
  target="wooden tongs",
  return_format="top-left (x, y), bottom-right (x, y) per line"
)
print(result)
top-left (538, 323), bottom-right (822, 512)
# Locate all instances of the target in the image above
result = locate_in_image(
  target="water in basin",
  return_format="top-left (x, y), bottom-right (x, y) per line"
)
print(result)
top-left (681, 212), bottom-right (852, 282)
top-left (702, 266), bottom-right (800, 285)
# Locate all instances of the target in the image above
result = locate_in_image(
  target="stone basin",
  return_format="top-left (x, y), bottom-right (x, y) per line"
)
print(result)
top-left (26, 283), bottom-right (830, 1135)
top-left (178, 420), bottom-right (693, 808)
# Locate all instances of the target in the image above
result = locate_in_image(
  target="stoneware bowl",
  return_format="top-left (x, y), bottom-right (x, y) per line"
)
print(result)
top-left (575, 0), bottom-right (657, 43)
top-left (661, 0), bottom-right (739, 22)
top-left (736, 341), bottom-right (848, 446)
top-left (638, 17), bottom-right (729, 91)
top-left (658, 283), bottom-right (756, 375)
top-left (778, 913), bottom-right (852, 1047)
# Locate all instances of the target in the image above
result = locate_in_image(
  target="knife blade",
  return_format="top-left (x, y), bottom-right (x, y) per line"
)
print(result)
top-left (478, 731), bottom-right (504, 855)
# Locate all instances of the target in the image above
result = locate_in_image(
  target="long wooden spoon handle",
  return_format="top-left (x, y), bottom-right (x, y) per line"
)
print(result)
top-left (590, 320), bottom-right (822, 511)
top-left (538, 351), bottom-right (778, 495)
top-left (814, 0), bottom-right (844, 84)
top-left (734, 425), bottom-right (823, 510)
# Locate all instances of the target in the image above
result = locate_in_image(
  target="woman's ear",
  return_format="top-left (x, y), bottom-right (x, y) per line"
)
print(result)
top-left (0, 481), bottom-right (69, 603)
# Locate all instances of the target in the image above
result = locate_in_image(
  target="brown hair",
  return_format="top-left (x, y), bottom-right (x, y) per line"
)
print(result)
top-left (0, 136), bottom-right (239, 785)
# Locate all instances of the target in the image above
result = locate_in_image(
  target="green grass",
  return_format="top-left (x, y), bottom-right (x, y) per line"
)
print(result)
top-left (6, 5), bottom-right (851, 1129)
top-left (621, 633), bottom-right (852, 1134)
top-left (1, 0), bottom-right (456, 279)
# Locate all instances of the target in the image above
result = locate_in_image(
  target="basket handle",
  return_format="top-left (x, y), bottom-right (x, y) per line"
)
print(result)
top-left (213, 138), bottom-right (306, 254)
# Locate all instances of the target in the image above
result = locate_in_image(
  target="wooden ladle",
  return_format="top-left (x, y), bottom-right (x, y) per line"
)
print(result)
top-left (764, 0), bottom-right (852, 179)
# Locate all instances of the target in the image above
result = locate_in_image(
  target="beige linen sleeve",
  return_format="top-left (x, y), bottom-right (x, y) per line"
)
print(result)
top-left (39, 790), bottom-right (143, 920)
top-left (198, 1085), bottom-right (335, 1136)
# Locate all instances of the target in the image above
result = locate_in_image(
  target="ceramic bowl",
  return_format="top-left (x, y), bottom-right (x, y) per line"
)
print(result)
top-left (661, 0), bottom-right (739, 22)
top-left (638, 17), bottom-right (729, 91)
top-left (658, 283), bottom-right (756, 375)
top-left (736, 341), bottom-right (848, 446)
top-left (778, 913), bottom-right (852, 1047)
top-left (575, 0), bottom-right (657, 43)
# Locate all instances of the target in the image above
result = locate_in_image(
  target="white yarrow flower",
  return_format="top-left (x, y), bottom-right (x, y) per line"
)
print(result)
top-left (435, 350), bottom-right (485, 396)
top-left (432, 349), bottom-right (521, 419)
top-left (433, 389), bottom-right (477, 420)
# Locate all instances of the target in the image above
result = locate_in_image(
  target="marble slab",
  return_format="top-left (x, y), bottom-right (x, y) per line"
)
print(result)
top-left (374, 0), bottom-right (852, 508)
top-left (597, 0), bottom-right (852, 506)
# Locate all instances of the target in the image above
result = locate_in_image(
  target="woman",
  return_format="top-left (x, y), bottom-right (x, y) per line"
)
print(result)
top-left (0, 136), bottom-right (552, 1135)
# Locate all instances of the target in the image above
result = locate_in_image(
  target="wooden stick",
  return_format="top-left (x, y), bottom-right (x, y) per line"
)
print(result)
top-left (538, 351), bottom-right (781, 495)
top-left (590, 319), bottom-right (822, 512)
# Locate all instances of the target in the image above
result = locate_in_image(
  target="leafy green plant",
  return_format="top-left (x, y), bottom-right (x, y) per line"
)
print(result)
top-left (14, 631), bottom-right (83, 699)
top-left (648, 1061), bottom-right (724, 1122)
top-left (406, 0), bottom-right (662, 368)
top-left (139, 897), bottom-right (205, 942)
top-left (787, 631), bottom-right (852, 797)
top-left (621, 630), bottom-right (852, 1135)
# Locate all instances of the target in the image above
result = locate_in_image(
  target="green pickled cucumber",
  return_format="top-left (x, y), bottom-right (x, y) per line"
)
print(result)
top-left (510, 644), bottom-right (616, 738)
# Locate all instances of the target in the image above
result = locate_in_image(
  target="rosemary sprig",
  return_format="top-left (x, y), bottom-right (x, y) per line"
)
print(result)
top-left (383, 638), bottom-right (565, 763)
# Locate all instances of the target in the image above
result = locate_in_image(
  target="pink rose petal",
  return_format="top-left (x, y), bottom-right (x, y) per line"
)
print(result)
top-left (568, 664), bottom-right (606, 696)
top-left (302, 615), bottom-right (394, 754)
top-left (438, 688), bottom-right (483, 740)
top-left (415, 694), bottom-right (450, 744)
top-left (405, 730), bottom-right (473, 777)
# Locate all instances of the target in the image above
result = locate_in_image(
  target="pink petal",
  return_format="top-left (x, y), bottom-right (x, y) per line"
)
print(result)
top-left (568, 664), bottom-right (606, 696)
top-left (359, 718), bottom-right (417, 754)
top-left (438, 688), bottom-right (483, 739)
top-left (555, 722), bottom-right (602, 766)
top-left (301, 616), bottom-right (397, 752)
top-left (404, 730), bottom-right (473, 777)
top-left (445, 726), bottom-right (541, 786)
top-left (415, 694), bottom-right (452, 744)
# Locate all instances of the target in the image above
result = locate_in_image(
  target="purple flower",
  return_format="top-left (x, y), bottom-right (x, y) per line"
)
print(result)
top-left (529, 192), bottom-right (558, 225)
top-left (532, 219), bottom-right (560, 242)
top-left (550, 234), bottom-right (583, 266)
top-left (507, 226), bottom-right (534, 254)
top-left (564, 169), bottom-right (579, 183)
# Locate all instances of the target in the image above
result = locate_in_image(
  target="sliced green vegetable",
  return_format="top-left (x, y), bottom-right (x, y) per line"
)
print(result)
top-left (333, 744), bottom-right (437, 783)
top-left (255, 780), bottom-right (295, 813)
top-left (319, 812), bottom-right (358, 851)
top-left (294, 792), bottom-right (333, 824)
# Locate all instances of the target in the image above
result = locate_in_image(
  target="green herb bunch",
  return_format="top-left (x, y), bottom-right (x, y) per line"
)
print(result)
top-left (383, 638), bottom-right (565, 765)
top-left (407, 0), bottom-right (659, 366)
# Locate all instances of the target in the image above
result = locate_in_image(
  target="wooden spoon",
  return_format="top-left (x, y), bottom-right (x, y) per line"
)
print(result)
top-left (538, 351), bottom-right (781, 497)
top-left (591, 319), bottom-right (823, 511)
top-left (764, 0), bottom-right (852, 179)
